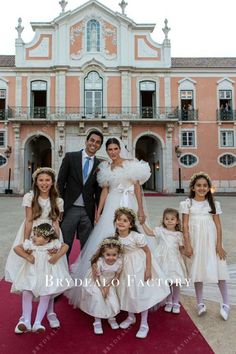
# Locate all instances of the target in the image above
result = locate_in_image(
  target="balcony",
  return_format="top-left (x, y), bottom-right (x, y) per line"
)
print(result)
top-left (217, 109), bottom-right (236, 122)
top-left (2, 106), bottom-right (180, 121)
top-left (177, 109), bottom-right (198, 121)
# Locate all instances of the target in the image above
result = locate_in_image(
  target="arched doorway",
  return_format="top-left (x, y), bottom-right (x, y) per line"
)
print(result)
top-left (24, 135), bottom-right (51, 192)
top-left (135, 135), bottom-right (163, 191)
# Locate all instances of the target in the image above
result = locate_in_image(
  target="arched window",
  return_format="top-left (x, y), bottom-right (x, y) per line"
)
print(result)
top-left (87, 19), bottom-right (100, 52)
top-left (84, 71), bottom-right (103, 117)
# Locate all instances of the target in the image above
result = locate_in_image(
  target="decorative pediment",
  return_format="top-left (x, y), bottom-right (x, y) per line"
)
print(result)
top-left (135, 35), bottom-right (161, 61)
top-left (25, 34), bottom-right (52, 60)
top-left (217, 77), bottom-right (234, 85)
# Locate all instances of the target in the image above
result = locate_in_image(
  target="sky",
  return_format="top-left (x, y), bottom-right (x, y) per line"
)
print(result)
top-left (0, 0), bottom-right (235, 57)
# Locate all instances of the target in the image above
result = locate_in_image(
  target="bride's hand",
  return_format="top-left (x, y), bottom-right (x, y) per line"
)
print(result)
top-left (94, 213), bottom-right (101, 224)
top-left (137, 210), bottom-right (146, 224)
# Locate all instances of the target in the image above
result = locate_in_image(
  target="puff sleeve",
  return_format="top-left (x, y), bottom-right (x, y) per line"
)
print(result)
top-left (126, 160), bottom-right (151, 185)
top-left (215, 201), bottom-right (222, 215)
top-left (179, 199), bottom-right (191, 214)
top-left (22, 191), bottom-right (33, 207)
top-left (57, 198), bottom-right (64, 212)
top-left (97, 161), bottom-right (110, 187)
top-left (23, 239), bottom-right (32, 251)
top-left (133, 232), bottom-right (147, 248)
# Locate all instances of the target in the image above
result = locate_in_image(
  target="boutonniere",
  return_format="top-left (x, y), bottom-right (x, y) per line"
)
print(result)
top-left (93, 167), bottom-right (100, 175)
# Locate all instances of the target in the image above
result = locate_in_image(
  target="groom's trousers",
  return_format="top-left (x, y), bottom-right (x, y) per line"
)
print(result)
top-left (61, 206), bottom-right (93, 257)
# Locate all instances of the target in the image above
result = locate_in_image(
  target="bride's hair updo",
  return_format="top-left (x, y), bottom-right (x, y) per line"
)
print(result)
top-left (105, 138), bottom-right (120, 150)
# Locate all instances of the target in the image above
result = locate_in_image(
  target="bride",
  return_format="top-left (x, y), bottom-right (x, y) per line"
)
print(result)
top-left (67, 137), bottom-right (151, 307)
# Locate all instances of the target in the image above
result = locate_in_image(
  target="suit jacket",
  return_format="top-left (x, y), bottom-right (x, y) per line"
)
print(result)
top-left (57, 151), bottom-right (101, 224)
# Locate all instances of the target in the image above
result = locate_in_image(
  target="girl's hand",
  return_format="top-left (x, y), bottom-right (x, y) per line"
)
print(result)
top-left (48, 247), bottom-right (59, 255)
top-left (49, 254), bottom-right (59, 264)
top-left (94, 213), bottom-right (101, 224)
top-left (144, 268), bottom-right (152, 281)
top-left (184, 244), bottom-right (193, 258)
top-left (101, 287), bottom-right (109, 299)
top-left (26, 254), bottom-right (35, 264)
top-left (216, 244), bottom-right (227, 260)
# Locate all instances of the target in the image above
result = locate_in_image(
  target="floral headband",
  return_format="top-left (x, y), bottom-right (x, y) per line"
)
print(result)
top-left (99, 238), bottom-right (122, 248)
top-left (32, 167), bottom-right (56, 182)
top-left (33, 225), bottom-right (56, 239)
top-left (115, 207), bottom-right (136, 220)
top-left (190, 171), bottom-right (211, 184)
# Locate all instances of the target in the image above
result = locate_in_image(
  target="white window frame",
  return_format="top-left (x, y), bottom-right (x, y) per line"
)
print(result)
top-left (180, 129), bottom-right (196, 148)
top-left (218, 153), bottom-right (236, 168)
top-left (219, 129), bottom-right (235, 148)
top-left (179, 153), bottom-right (198, 168)
top-left (0, 129), bottom-right (6, 148)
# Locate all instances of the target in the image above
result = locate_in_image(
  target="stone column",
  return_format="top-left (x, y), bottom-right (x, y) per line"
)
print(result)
top-left (12, 123), bottom-right (22, 193)
top-left (164, 124), bottom-right (174, 193)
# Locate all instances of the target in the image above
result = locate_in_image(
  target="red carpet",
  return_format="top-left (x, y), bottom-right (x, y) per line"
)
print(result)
top-left (0, 240), bottom-right (214, 354)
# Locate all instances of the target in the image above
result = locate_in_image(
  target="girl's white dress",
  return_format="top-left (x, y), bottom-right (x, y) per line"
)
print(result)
top-left (179, 198), bottom-right (229, 283)
top-left (153, 227), bottom-right (187, 282)
top-left (117, 231), bottom-right (170, 313)
top-left (5, 192), bottom-right (64, 283)
top-left (79, 257), bottom-right (123, 318)
top-left (11, 239), bottom-right (73, 297)
top-left (67, 159), bottom-right (150, 306)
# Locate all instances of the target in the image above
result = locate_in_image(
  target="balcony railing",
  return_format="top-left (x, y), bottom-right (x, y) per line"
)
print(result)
top-left (1, 106), bottom-right (180, 121)
top-left (178, 109), bottom-right (198, 121)
top-left (217, 109), bottom-right (236, 121)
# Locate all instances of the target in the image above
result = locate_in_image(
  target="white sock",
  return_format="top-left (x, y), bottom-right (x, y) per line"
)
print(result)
top-left (47, 297), bottom-right (55, 315)
top-left (140, 310), bottom-right (148, 327)
top-left (172, 285), bottom-right (180, 304)
top-left (194, 282), bottom-right (203, 305)
top-left (218, 280), bottom-right (230, 306)
top-left (34, 295), bottom-right (51, 324)
top-left (22, 290), bottom-right (33, 323)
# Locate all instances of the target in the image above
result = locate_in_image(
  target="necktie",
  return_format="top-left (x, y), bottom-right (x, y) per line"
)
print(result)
top-left (83, 157), bottom-right (91, 181)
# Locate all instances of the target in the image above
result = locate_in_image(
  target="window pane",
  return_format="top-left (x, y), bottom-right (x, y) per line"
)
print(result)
top-left (0, 89), bottom-right (6, 98)
top-left (0, 131), bottom-right (5, 147)
top-left (220, 131), bottom-right (234, 147)
top-left (0, 155), bottom-right (7, 166)
top-left (219, 154), bottom-right (236, 166)
top-left (180, 154), bottom-right (197, 166)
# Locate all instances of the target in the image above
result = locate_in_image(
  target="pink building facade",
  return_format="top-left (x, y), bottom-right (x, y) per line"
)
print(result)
top-left (0, 0), bottom-right (236, 194)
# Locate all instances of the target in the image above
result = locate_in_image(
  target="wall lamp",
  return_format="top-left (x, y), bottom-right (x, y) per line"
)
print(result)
top-left (58, 145), bottom-right (64, 157)
top-left (175, 145), bottom-right (182, 158)
top-left (4, 145), bottom-right (12, 159)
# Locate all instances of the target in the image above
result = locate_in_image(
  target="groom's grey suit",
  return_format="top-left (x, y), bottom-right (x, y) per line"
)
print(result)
top-left (57, 150), bottom-right (101, 256)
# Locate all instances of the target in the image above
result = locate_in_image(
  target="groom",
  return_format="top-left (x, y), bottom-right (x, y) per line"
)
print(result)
top-left (57, 130), bottom-right (103, 256)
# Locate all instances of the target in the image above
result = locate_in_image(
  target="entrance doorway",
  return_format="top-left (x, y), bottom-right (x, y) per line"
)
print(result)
top-left (135, 135), bottom-right (163, 191)
top-left (24, 135), bottom-right (51, 192)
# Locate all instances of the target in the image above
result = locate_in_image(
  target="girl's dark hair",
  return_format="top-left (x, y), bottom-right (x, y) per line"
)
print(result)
top-left (189, 173), bottom-right (216, 214)
top-left (113, 207), bottom-right (139, 235)
top-left (105, 138), bottom-right (120, 150)
top-left (32, 170), bottom-right (60, 221)
top-left (162, 208), bottom-right (181, 231)
top-left (33, 223), bottom-right (58, 242)
top-left (91, 236), bottom-right (123, 265)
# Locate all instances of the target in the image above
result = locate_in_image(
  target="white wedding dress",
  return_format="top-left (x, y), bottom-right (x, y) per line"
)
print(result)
top-left (67, 159), bottom-right (151, 307)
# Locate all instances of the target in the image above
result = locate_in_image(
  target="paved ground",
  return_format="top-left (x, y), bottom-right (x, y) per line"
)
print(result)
top-left (0, 195), bottom-right (235, 353)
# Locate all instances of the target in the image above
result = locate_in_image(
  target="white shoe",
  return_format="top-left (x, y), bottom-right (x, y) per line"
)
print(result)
top-left (108, 318), bottom-right (119, 329)
top-left (32, 322), bottom-right (46, 333)
top-left (220, 304), bottom-right (230, 321)
top-left (172, 303), bottom-right (181, 314)
top-left (197, 303), bottom-right (206, 316)
top-left (93, 321), bottom-right (103, 334)
top-left (119, 316), bottom-right (136, 329)
top-left (164, 302), bottom-right (173, 313)
top-left (136, 325), bottom-right (149, 339)
top-left (47, 312), bottom-right (60, 328)
top-left (14, 317), bottom-right (31, 334)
